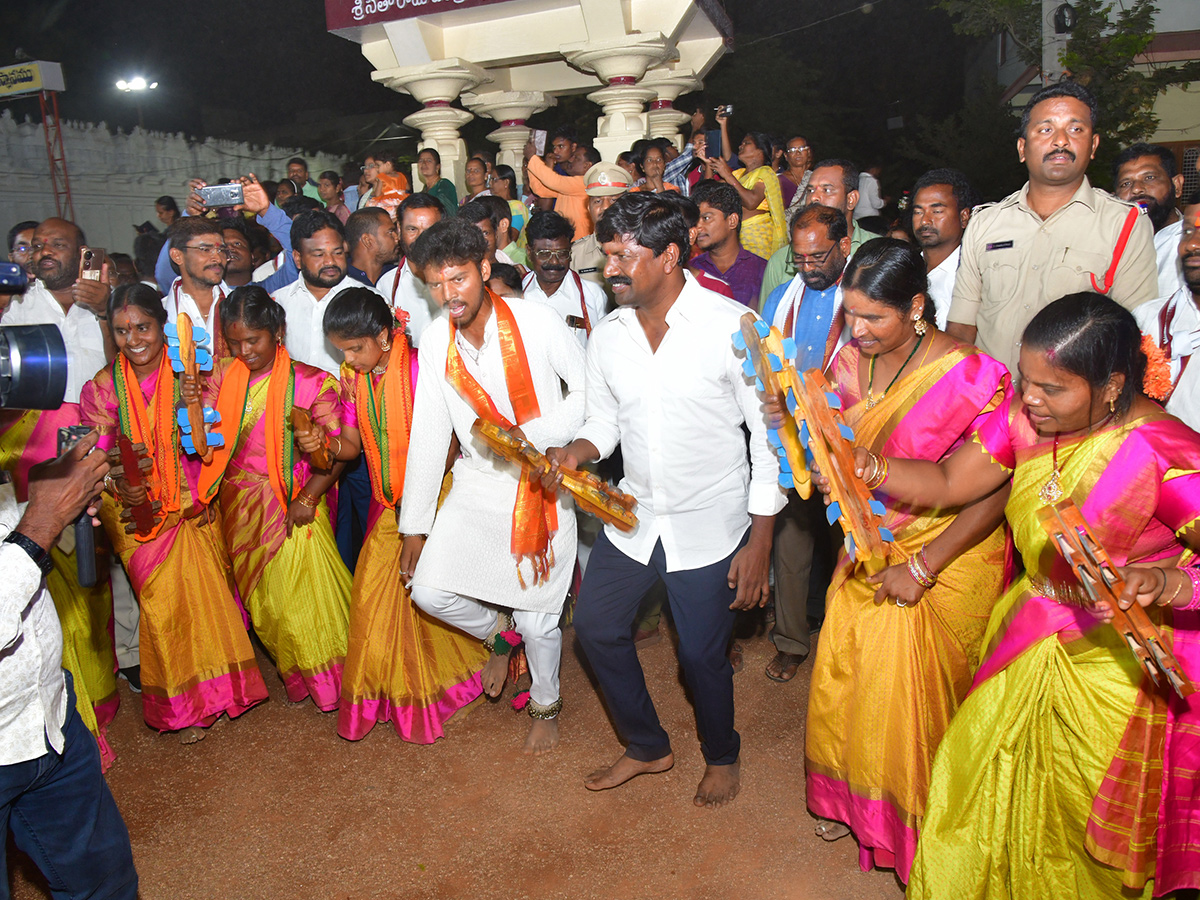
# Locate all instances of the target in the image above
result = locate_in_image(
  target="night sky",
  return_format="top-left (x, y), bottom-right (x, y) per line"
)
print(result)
top-left (0, 0), bottom-right (988, 189)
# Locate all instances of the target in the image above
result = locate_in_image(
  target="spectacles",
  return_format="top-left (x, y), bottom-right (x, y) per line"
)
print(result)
top-left (533, 249), bottom-right (571, 262)
top-left (12, 244), bottom-right (32, 253)
top-left (785, 147), bottom-right (809, 155)
top-left (792, 246), bottom-right (836, 268)
top-left (361, 162), bottom-right (379, 171)
top-left (184, 243), bottom-right (227, 256)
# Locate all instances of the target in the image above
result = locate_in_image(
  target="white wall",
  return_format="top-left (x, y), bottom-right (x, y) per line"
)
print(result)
top-left (0, 110), bottom-right (342, 255)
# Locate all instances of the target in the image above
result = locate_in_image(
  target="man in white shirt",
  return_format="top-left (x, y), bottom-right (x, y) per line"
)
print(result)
top-left (1112, 142), bottom-right (1187, 300)
top-left (545, 192), bottom-right (785, 809)
top-left (521, 210), bottom-right (607, 346)
top-left (1136, 195), bottom-right (1200, 430)
top-left (375, 194), bottom-right (444, 348)
top-left (399, 218), bottom-right (586, 756)
top-left (911, 168), bottom-right (976, 330)
top-left (272, 209), bottom-right (370, 377)
top-left (4, 219), bottom-right (112, 403)
top-left (1, 430), bottom-right (137, 899)
top-left (459, 199), bottom-right (519, 268)
top-left (164, 217), bottom-right (229, 354)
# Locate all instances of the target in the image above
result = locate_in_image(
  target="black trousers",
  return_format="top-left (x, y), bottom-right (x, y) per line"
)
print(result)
top-left (574, 528), bottom-right (748, 766)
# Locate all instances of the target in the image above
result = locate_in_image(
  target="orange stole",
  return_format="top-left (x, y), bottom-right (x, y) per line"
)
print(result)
top-left (357, 339), bottom-right (413, 509)
top-left (112, 353), bottom-right (180, 541)
top-left (445, 291), bottom-right (557, 586)
top-left (199, 349), bottom-right (299, 511)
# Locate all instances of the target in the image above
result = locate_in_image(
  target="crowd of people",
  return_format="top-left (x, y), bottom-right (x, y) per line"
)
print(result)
top-left (1, 77), bottom-right (1199, 899)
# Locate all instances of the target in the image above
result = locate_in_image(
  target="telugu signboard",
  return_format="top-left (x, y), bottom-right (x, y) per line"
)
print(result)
top-left (326, 0), bottom-right (516, 31)
top-left (0, 61), bottom-right (66, 99)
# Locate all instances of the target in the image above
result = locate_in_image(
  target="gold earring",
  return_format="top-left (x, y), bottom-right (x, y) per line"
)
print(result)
top-left (914, 317), bottom-right (928, 336)
top-left (380, 338), bottom-right (391, 352)
top-left (1108, 397), bottom-right (1116, 414)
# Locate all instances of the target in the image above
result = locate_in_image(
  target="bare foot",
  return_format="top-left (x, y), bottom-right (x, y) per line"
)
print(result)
top-left (693, 761), bottom-right (740, 808)
top-left (481, 650), bottom-right (511, 698)
top-left (814, 818), bottom-right (851, 841)
top-left (584, 752), bottom-right (674, 791)
top-left (179, 726), bottom-right (207, 745)
top-left (523, 718), bottom-right (559, 756)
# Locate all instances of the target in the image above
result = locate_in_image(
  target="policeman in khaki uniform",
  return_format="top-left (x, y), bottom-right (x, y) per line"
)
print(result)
top-left (571, 162), bottom-right (632, 309)
top-left (946, 81), bottom-right (1157, 373)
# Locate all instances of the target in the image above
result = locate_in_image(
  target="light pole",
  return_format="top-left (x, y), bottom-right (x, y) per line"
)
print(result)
top-left (115, 77), bottom-right (158, 129)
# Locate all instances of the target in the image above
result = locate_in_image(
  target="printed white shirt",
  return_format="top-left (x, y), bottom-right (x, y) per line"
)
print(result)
top-left (375, 259), bottom-right (440, 348)
top-left (520, 270), bottom-right (608, 348)
top-left (926, 245), bottom-right (961, 331)
top-left (273, 275), bottom-right (376, 376)
top-left (0, 483), bottom-right (69, 764)
top-left (3, 280), bottom-right (107, 404)
top-left (575, 273), bottom-right (786, 571)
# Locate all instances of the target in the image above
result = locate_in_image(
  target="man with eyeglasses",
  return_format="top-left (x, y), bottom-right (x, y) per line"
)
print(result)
top-left (758, 203), bottom-right (853, 684)
top-left (758, 159), bottom-right (879, 311)
top-left (163, 218), bottom-right (233, 357)
top-left (0, 220), bottom-right (38, 318)
top-left (521, 211), bottom-right (607, 348)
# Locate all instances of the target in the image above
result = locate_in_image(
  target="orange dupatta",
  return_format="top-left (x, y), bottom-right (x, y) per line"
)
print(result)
top-left (445, 290), bottom-right (557, 586)
top-left (198, 348), bottom-right (298, 511)
top-left (357, 336), bottom-right (413, 509)
top-left (112, 351), bottom-right (181, 541)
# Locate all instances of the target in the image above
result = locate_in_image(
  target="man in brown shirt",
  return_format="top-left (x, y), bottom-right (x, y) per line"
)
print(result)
top-left (946, 81), bottom-right (1156, 372)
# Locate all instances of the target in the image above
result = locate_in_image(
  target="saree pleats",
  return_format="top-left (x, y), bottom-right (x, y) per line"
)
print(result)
top-left (336, 513), bottom-right (486, 743)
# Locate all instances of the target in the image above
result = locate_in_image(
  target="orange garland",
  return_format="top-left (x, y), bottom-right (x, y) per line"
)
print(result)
top-left (1141, 333), bottom-right (1173, 402)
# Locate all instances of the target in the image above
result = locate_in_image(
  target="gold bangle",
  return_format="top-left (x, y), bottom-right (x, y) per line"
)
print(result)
top-left (295, 492), bottom-right (318, 509)
top-left (863, 453), bottom-right (889, 490)
top-left (329, 434), bottom-right (343, 459)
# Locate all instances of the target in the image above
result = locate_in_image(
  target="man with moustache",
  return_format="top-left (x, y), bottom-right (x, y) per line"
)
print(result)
top-left (1112, 142), bottom-right (1187, 298)
top-left (399, 217), bottom-right (585, 756)
top-left (544, 192), bottom-right (784, 808)
top-left (525, 141), bottom-right (603, 241)
top-left (272, 210), bottom-right (372, 377)
top-left (1, 220), bottom-right (38, 317)
top-left (376, 193), bottom-right (444, 347)
top-left (1135, 191), bottom-right (1200, 430)
top-left (571, 162), bottom-right (633, 299)
top-left (910, 168), bottom-right (977, 329)
top-left (164, 217), bottom-right (231, 355)
top-left (521, 210), bottom-right (607, 347)
top-left (758, 159), bottom-right (879, 309)
top-left (758, 203), bottom-right (852, 682)
top-left (3, 218), bottom-right (113, 400)
top-left (946, 80), bottom-right (1157, 372)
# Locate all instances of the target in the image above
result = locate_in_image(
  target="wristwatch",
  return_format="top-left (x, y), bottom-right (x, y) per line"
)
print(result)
top-left (5, 530), bottom-right (54, 576)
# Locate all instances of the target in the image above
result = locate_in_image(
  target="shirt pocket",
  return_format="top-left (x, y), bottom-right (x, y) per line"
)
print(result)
top-left (979, 247), bottom-right (1022, 309)
top-left (1048, 246), bottom-right (1109, 298)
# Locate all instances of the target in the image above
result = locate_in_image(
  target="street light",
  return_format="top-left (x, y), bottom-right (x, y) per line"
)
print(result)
top-left (114, 77), bottom-right (158, 129)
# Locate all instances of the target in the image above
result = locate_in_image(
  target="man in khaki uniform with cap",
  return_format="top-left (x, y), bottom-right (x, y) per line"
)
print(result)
top-left (946, 80), bottom-right (1157, 372)
top-left (571, 162), bottom-right (633, 307)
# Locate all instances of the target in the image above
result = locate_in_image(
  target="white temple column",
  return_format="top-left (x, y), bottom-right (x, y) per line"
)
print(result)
top-left (461, 91), bottom-right (557, 174)
top-left (371, 58), bottom-right (491, 196)
top-left (641, 69), bottom-right (701, 149)
top-left (561, 34), bottom-right (675, 162)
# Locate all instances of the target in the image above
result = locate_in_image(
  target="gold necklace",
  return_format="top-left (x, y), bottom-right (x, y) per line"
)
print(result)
top-left (1038, 412), bottom-right (1115, 504)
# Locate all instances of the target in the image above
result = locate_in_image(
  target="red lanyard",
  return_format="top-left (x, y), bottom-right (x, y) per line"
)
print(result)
top-left (1158, 297), bottom-right (1192, 402)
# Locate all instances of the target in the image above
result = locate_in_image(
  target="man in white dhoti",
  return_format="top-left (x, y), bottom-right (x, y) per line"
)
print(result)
top-left (398, 218), bottom-right (586, 755)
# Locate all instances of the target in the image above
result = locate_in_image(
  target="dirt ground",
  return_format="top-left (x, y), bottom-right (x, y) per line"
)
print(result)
top-left (10, 618), bottom-right (906, 900)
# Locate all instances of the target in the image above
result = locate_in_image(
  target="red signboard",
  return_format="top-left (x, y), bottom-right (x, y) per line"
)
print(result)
top-left (326, 0), bottom-right (516, 31)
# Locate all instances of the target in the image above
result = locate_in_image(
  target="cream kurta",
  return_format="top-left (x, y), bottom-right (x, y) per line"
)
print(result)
top-left (399, 297), bottom-right (586, 613)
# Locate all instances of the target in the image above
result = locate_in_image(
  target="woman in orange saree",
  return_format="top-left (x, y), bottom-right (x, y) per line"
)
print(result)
top-left (831, 293), bottom-right (1200, 899)
top-left (800, 241), bottom-right (1011, 882)
top-left (80, 284), bottom-right (268, 741)
top-left (310, 288), bottom-right (485, 742)
top-left (194, 286), bottom-right (351, 711)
